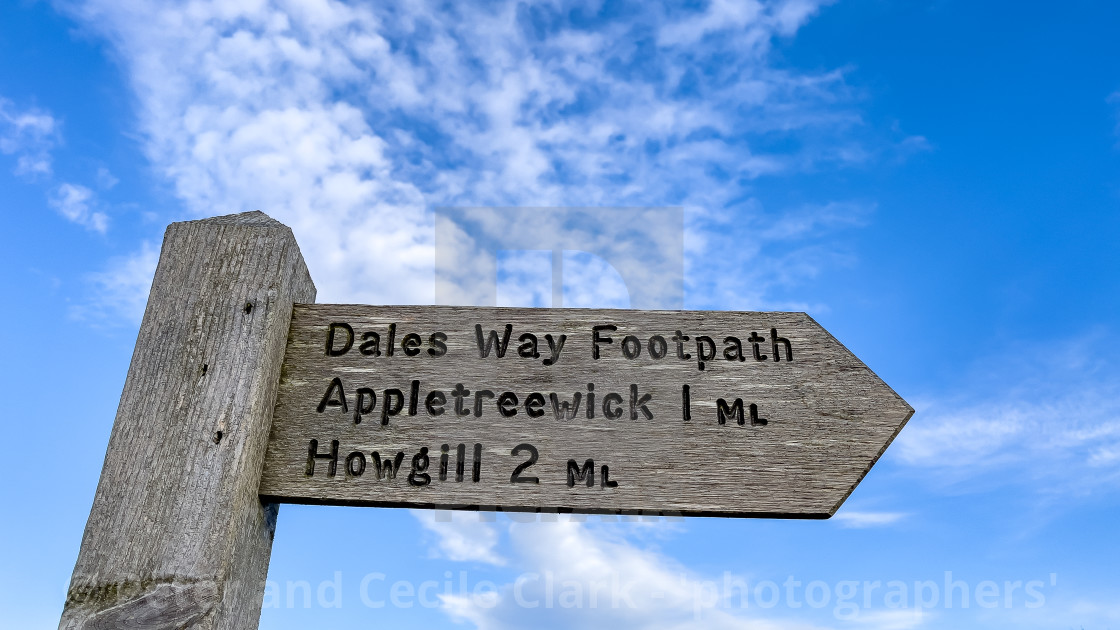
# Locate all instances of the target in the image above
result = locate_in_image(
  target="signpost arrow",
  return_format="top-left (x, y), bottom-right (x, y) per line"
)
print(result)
top-left (260, 304), bottom-right (913, 518)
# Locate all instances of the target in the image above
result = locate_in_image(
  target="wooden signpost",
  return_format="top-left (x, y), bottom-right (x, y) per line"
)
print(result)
top-left (60, 211), bottom-right (912, 629)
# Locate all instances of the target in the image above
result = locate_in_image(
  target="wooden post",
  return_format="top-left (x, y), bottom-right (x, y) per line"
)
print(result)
top-left (60, 211), bottom-right (315, 630)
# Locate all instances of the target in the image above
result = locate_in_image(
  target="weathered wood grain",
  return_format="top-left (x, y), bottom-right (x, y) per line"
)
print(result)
top-left (260, 306), bottom-right (912, 517)
top-left (60, 211), bottom-right (316, 630)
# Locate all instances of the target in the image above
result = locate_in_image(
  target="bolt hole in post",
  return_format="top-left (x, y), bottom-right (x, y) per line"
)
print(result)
top-left (213, 430), bottom-right (223, 445)
top-left (244, 302), bottom-right (254, 314)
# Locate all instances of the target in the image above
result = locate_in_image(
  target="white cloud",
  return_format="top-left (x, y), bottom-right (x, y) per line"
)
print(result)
top-left (832, 511), bottom-right (908, 529)
top-left (561, 251), bottom-right (632, 309)
top-left (437, 520), bottom-right (831, 630)
top-left (845, 609), bottom-right (926, 630)
top-left (898, 393), bottom-right (1120, 485)
top-left (658, 0), bottom-right (829, 47)
top-left (757, 202), bottom-right (871, 241)
top-left (2, 97), bottom-right (113, 233)
top-left (495, 250), bottom-right (553, 308)
top-left (684, 200), bottom-right (869, 311)
top-left (436, 207), bottom-right (683, 309)
top-left (658, 0), bottom-right (767, 47)
top-left (415, 510), bottom-right (506, 566)
top-left (0, 97), bottom-right (58, 178)
top-left (977, 594), bottom-right (1120, 629)
top-left (421, 517), bottom-right (937, 630)
top-left (1069, 597), bottom-right (1120, 621)
top-left (894, 335), bottom-right (1120, 494)
top-left (96, 166), bottom-right (119, 189)
top-left (772, 0), bottom-right (833, 36)
top-left (71, 242), bottom-right (159, 325)
top-left (62, 0), bottom-right (886, 311)
top-left (48, 183), bottom-right (108, 232)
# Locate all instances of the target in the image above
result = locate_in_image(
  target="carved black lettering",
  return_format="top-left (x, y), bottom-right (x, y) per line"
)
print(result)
top-left (497, 391), bottom-right (518, 417)
top-left (354, 387), bottom-right (375, 424)
top-left (600, 465), bottom-right (618, 489)
top-left (672, 330), bottom-right (691, 360)
top-left (525, 392), bottom-right (546, 418)
top-left (439, 444), bottom-right (449, 481)
top-left (474, 390), bottom-right (495, 417)
top-left (451, 383), bottom-right (472, 416)
top-left (543, 334), bottom-right (566, 366)
top-left (380, 388), bottom-right (404, 425)
top-left (592, 325), bottom-right (616, 359)
top-left (549, 392), bottom-right (582, 420)
top-left (386, 323), bottom-right (396, 357)
top-left (567, 459), bottom-right (595, 487)
top-left (771, 328), bottom-right (792, 362)
top-left (401, 333), bottom-right (422, 357)
top-left (472, 443), bottom-right (482, 482)
top-left (359, 331), bottom-right (381, 356)
top-left (510, 443), bottom-right (539, 484)
top-left (682, 384), bottom-right (691, 422)
top-left (456, 443), bottom-right (466, 482)
top-left (723, 336), bottom-right (745, 362)
top-left (316, 377), bottom-right (348, 413)
top-left (326, 323), bottom-right (354, 356)
top-left (586, 383), bottom-right (595, 419)
top-left (475, 324), bottom-right (513, 358)
top-left (648, 335), bottom-right (668, 359)
top-left (748, 332), bottom-right (768, 361)
top-left (717, 398), bottom-right (744, 426)
top-left (425, 390), bottom-right (446, 416)
top-left (629, 384), bottom-right (653, 420)
top-left (517, 333), bottom-right (540, 359)
top-left (408, 447), bottom-right (431, 486)
top-left (603, 392), bottom-right (623, 419)
top-left (346, 451), bottom-right (366, 477)
top-left (371, 451), bottom-right (405, 480)
top-left (750, 403), bottom-right (769, 426)
top-left (695, 336), bottom-right (716, 371)
top-left (305, 439), bottom-right (338, 477)
top-left (408, 380), bottom-right (420, 416)
top-left (621, 335), bottom-right (641, 359)
top-left (427, 332), bottom-right (448, 357)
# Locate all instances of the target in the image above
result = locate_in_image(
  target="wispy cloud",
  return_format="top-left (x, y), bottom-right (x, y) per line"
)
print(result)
top-left (70, 242), bottom-right (159, 325)
top-left (685, 200), bottom-right (871, 311)
top-left (894, 333), bottom-right (1120, 495)
top-left (435, 519), bottom-right (829, 630)
top-left (63, 0), bottom-right (902, 313)
top-left (832, 510), bottom-right (909, 529)
top-left (95, 166), bottom-right (118, 190)
top-left (2, 96), bottom-right (113, 234)
top-left (414, 516), bottom-right (939, 630)
top-left (1068, 597), bottom-right (1120, 622)
top-left (48, 183), bottom-right (108, 233)
top-left (845, 609), bottom-right (927, 630)
top-left (0, 97), bottom-right (58, 178)
top-left (414, 511), bottom-right (506, 566)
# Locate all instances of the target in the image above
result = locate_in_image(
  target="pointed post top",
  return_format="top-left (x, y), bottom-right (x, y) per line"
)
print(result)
top-left (176, 210), bottom-right (289, 229)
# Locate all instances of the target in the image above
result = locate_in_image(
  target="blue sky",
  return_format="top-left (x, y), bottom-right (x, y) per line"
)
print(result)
top-left (2, 0), bottom-right (1120, 628)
